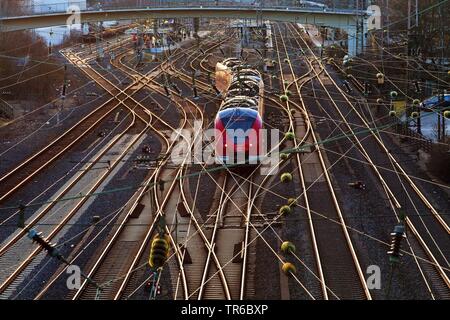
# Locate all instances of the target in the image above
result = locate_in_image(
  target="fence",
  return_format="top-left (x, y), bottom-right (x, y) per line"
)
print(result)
top-left (396, 122), bottom-right (434, 153)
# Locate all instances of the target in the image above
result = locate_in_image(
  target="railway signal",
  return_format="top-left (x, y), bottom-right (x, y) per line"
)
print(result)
top-left (171, 83), bottom-right (181, 95)
top-left (61, 64), bottom-right (68, 99)
top-left (387, 224), bottom-right (406, 264)
top-left (17, 204), bottom-right (26, 229)
top-left (28, 229), bottom-right (61, 259)
top-left (413, 81), bottom-right (421, 93)
top-left (386, 223), bottom-right (406, 298)
top-left (343, 80), bottom-right (352, 93)
top-left (159, 180), bottom-right (165, 193)
top-left (363, 82), bottom-right (371, 96)
top-left (191, 70), bottom-right (196, 86)
top-left (163, 85), bottom-right (171, 97)
top-left (193, 86), bottom-right (199, 99)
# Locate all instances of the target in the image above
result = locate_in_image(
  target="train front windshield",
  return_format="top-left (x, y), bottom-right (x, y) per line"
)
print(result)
top-left (222, 115), bottom-right (256, 144)
top-left (222, 116), bottom-right (255, 131)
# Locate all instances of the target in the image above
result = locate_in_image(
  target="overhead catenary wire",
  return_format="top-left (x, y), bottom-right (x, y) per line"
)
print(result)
top-left (1, 15), bottom-right (448, 298)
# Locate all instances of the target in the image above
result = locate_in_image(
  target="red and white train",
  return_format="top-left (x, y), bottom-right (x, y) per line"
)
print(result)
top-left (214, 58), bottom-right (264, 164)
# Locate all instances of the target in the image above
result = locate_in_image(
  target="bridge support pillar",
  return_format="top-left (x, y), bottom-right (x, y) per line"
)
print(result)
top-left (356, 19), bottom-right (368, 55)
top-left (348, 17), bottom-right (368, 57)
top-left (362, 19), bottom-right (368, 51)
top-left (347, 25), bottom-right (357, 57)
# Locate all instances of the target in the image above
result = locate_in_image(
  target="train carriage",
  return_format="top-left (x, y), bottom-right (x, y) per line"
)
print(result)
top-left (214, 59), bottom-right (264, 164)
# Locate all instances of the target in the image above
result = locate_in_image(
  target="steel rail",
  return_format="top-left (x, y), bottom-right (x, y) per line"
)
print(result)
top-left (276, 23), bottom-right (372, 299)
top-left (289, 23), bottom-right (450, 292)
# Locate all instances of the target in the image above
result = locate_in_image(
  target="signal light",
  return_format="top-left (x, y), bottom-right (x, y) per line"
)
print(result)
top-left (343, 80), bottom-right (352, 93)
top-left (364, 82), bottom-right (371, 95)
top-left (156, 284), bottom-right (161, 295)
top-left (387, 225), bottom-right (405, 264)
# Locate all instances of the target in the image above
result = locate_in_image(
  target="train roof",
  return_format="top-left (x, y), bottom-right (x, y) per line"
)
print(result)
top-left (236, 69), bottom-right (261, 77)
top-left (222, 96), bottom-right (259, 110)
top-left (222, 58), bottom-right (241, 68)
top-left (227, 89), bottom-right (259, 99)
top-left (231, 75), bottom-right (262, 85)
top-left (228, 80), bottom-right (261, 93)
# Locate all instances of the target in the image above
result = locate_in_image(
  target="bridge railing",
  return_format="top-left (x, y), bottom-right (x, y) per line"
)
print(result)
top-left (0, 1), bottom-right (359, 18)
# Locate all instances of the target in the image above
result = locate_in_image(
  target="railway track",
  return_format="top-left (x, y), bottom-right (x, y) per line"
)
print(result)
top-left (63, 34), bottom-right (223, 299)
top-left (3, 20), bottom-right (447, 301)
top-left (0, 36), bottom-right (157, 206)
top-left (286, 23), bottom-right (450, 298)
top-left (272, 23), bottom-right (371, 300)
top-left (0, 46), bottom-right (168, 297)
top-left (0, 111), bottom-right (150, 298)
top-left (164, 32), bottom-right (322, 299)
top-left (0, 33), bottom-right (207, 298)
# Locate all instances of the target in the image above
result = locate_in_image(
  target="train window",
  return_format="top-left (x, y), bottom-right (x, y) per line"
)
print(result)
top-left (222, 116), bottom-right (256, 132)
